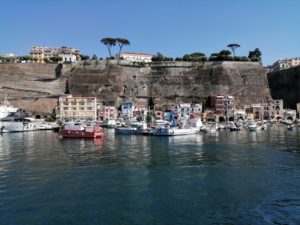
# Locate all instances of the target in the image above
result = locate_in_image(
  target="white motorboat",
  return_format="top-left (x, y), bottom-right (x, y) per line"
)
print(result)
top-left (0, 110), bottom-right (39, 133)
top-left (36, 122), bottom-right (55, 130)
top-left (152, 126), bottom-right (199, 136)
top-left (102, 119), bottom-right (117, 128)
top-left (248, 121), bottom-right (258, 131)
top-left (115, 121), bottom-right (149, 135)
top-left (229, 121), bottom-right (240, 131)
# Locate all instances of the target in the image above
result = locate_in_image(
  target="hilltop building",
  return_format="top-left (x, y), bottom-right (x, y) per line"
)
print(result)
top-left (30, 46), bottom-right (81, 63)
top-left (119, 52), bottom-right (153, 63)
top-left (272, 57), bottom-right (300, 71)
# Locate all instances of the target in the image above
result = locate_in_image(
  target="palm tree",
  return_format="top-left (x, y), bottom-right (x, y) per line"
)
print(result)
top-left (227, 43), bottom-right (240, 57)
top-left (116, 38), bottom-right (130, 60)
top-left (101, 38), bottom-right (116, 58)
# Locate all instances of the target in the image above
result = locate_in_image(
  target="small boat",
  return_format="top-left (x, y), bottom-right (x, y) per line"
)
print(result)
top-left (37, 122), bottom-right (55, 130)
top-left (229, 122), bottom-right (240, 131)
top-left (248, 121), bottom-right (258, 131)
top-left (151, 125), bottom-right (199, 136)
top-left (102, 119), bottom-right (117, 128)
top-left (59, 122), bottom-right (104, 138)
top-left (287, 124), bottom-right (294, 131)
top-left (115, 121), bottom-right (149, 135)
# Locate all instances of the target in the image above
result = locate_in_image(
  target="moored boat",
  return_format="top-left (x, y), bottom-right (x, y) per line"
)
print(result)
top-left (115, 121), bottom-right (149, 135)
top-left (0, 111), bottom-right (38, 133)
top-left (59, 122), bottom-right (104, 138)
top-left (151, 125), bottom-right (199, 136)
top-left (248, 121), bottom-right (258, 131)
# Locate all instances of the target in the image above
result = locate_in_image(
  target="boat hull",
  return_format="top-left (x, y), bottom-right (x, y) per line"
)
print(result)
top-left (152, 127), bottom-right (199, 136)
top-left (115, 128), bottom-right (138, 135)
top-left (60, 130), bottom-right (104, 138)
top-left (0, 121), bottom-right (38, 133)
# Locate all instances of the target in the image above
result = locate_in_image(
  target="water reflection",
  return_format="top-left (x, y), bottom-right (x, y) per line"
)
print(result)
top-left (0, 127), bottom-right (300, 225)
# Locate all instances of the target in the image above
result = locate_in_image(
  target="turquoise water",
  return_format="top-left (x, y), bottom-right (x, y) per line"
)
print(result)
top-left (0, 128), bottom-right (300, 225)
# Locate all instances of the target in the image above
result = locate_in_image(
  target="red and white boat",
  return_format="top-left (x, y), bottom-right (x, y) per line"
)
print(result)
top-left (59, 122), bottom-right (104, 138)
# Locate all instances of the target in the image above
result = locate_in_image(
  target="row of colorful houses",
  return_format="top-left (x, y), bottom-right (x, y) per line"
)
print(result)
top-left (56, 94), bottom-right (298, 123)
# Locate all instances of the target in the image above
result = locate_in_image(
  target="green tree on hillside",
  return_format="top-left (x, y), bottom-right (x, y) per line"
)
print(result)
top-left (101, 38), bottom-right (116, 58)
top-left (92, 54), bottom-right (98, 60)
top-left (116, 38), bottom-right (130, 60)
top-left (227, 43), bottom-right (240, 57)
top-left (248, 48), bottom-right (262, 62)
top-left (50, 56), bottom-right (63, 63)
top-left (80, 55), bottom-right (90, 60)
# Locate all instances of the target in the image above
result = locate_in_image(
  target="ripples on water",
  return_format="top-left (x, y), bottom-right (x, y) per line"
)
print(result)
top-left (0, 127), bottom-right (300, 225)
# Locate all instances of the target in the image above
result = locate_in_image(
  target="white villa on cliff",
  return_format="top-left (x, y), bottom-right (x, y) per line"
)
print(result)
top-left (119, 52), bottom-right (153, 63)
top-left (272, 57), bottom-right (300, 70)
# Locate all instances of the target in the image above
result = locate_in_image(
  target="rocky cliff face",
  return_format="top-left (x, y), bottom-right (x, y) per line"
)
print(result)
top-left (268, 66), bottom-right (300, 109)
top-left (0, 61), bottom-right (272, 113)
top-left (69, 61), bottom-right (271, 108)
top-left (0, 63), bottom-right (66, 113)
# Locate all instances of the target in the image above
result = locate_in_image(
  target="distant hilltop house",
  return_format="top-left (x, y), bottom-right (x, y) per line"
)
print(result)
top-left (0, 53), bottom-right (16, 63)
top-left (30, 46), bottom-right (81, 63)
top-left (2, 53), bottom-right (16, 58)
top-left (272, 57), bottom-right (300, 71)
top-left (119, 52), bottom-right (153, 63)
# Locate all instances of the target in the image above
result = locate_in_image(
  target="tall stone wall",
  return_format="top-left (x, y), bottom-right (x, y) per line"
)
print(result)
top-left (0, 61), bottom-right (272, 113)
top-left (268, 66), bottom-right (300, 109)
top-left (69, 60), bottom-right (271, 108)
top-left (0, 63), bottom-right (67, 113)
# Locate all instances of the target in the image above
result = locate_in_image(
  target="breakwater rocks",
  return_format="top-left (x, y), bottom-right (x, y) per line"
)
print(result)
top-left (268, 65), bottom-right (300, 109)
top-left (69, 60), bottom-right (271, 108)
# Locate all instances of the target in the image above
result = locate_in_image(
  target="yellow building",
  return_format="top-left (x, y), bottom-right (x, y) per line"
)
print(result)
top-left (57, 96), bottom-right (97, 122)
top-left (30, 46), bottom-right (80, 63)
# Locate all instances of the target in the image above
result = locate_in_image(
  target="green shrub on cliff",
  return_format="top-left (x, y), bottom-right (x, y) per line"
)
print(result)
top-left (248, 48), bottom-right (262, 62)
top-left (182, 52), bottom-right (207, 62)
top-left (152, 52), bottom-right (173, 62)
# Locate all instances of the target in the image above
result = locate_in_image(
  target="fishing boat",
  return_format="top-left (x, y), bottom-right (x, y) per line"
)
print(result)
top-left (59, 122), bottom-right (104, 138)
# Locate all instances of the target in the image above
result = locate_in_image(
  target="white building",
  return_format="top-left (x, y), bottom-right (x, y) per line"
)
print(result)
top-left (120, 52), bottom-right (153, 63)
top-left (121, 102), bottom-right (134, 120)
top-left (272, 57), bottom-right (300, 70)
top-left (30, 46), bottom-right (80, 63)
top-left (97, 105), bottom-right (117, 122)
top-left (58, 54), bottom-right (77, 63)
top-left (57, 96), bottom-right (97, 122)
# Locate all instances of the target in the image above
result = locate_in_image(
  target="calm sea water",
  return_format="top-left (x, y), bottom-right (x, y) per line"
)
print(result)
top-left (0, 127), bottom-right (300, 225)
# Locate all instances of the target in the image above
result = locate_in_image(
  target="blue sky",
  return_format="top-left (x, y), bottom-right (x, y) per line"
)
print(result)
top-left (1, 0), bottom-right (299, 65)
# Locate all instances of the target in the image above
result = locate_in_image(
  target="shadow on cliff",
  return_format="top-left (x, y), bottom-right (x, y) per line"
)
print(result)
top-left (55, 63), bottom-right (63, 78)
